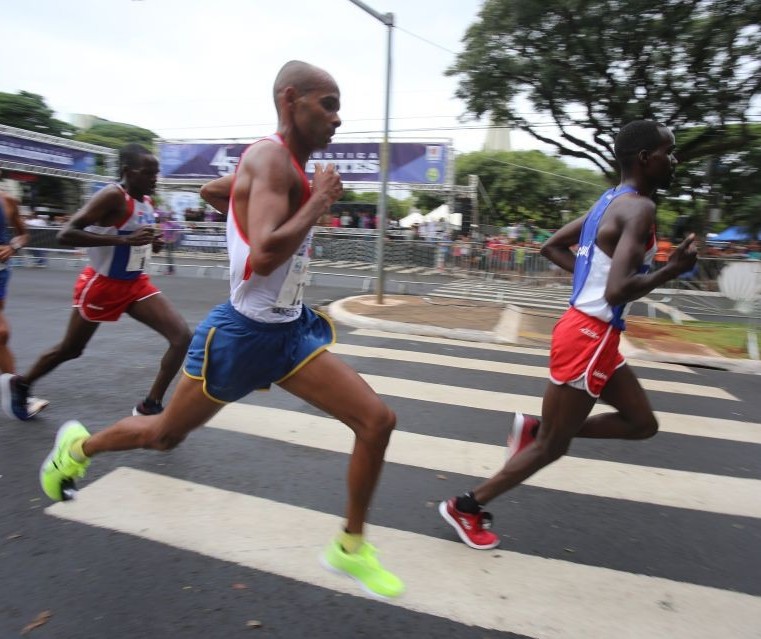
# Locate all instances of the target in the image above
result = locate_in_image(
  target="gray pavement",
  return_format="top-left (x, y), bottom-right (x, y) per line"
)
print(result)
top-left (1, 268), bottom-right (760, 638)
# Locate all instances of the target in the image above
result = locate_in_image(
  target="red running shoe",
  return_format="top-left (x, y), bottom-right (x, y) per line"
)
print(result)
top-left (439, 498), bottom-right (500, 550)
top-left (506, 412), bottom-right (539, 461)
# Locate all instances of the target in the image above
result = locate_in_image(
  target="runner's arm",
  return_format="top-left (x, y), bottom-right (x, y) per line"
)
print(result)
top-left (242, 147), bottom-right (341, 276)
top-left (540, 213), bottom-right (587, 273)
top-left (200, 175), bottom-right (233, 214)
top-left (57, 186), bottom-right (154, 247)
top-left (605, 202), bottom-right (697, 305)
top-left (0, 194), bottom-right (27, 261)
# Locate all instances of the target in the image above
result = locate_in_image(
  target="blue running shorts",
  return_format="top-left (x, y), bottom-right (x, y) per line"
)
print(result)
top-left (183, 301), bottom-right (336, 403)
top-left (0, 268), bottom-right (8, 301)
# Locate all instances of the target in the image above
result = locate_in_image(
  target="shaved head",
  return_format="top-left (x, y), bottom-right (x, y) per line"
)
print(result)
top-left (273, 60), bottom-right (337, 113)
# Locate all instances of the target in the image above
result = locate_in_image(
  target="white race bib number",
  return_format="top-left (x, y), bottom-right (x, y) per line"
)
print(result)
top-left (273, 232), bottom-right (312, 313)
top-left (126, 244), bottom-right (151, 272)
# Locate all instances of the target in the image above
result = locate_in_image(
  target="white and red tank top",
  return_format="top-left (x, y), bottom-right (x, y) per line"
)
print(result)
top-left (569, 186), bottom-right (657, 330)
top-left (86, 185), bottom-right (155, 280)
top-left (227, 134), bottom-right (312, 323)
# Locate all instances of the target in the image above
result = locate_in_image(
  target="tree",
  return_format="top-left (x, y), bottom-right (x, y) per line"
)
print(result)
top-left (448, 0), bottom-right (761, 181)
top-left (340, 189), bottom-right (411, 220)
top-left (412, 191), bottom-right (446, 213)
top-left (667, 123), bottom-right (761, 233)
top-left (0, 91), bottom-right (75, 137)
top-left (73, 118), bottom-right (157, 150)
top-left (452, 150), bottom-right (607, 229)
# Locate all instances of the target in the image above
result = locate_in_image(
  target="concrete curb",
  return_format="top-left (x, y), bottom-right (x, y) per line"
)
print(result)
top-left (619, 338), bottom-right (761, 374)
top-left (328, 296), bottom-right (508, 345)
top-left (328, 296), bottom-right (761, 375)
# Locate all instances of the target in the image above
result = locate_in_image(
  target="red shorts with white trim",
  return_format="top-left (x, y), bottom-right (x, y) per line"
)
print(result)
top-left (549, 307), bottom-right (625, 398)
top-left (73, 266), bottom-right (160, 322)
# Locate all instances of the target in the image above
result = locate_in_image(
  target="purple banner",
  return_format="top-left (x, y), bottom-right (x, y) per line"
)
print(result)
top-left (308, 142), bottom-right (447, 184)
top-left (0, 133), bottom-right (96, 173)
top-left (159, 143), bottom-right (250, 179)
top-left (159, 141), bottom-right (448, 184)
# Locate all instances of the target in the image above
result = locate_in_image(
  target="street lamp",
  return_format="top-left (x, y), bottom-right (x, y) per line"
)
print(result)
top-left (348, 0), bottom-right (393, 304)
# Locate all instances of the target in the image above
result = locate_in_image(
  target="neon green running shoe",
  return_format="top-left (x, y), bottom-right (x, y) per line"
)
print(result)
top-left (40, 421), bottom-right (91, 502)
top-left (321, 540), bottom-right (405, 599)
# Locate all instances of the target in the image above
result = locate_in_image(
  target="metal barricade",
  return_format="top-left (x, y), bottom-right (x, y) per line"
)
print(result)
top-left (17, 226), bottom-right (757, 295)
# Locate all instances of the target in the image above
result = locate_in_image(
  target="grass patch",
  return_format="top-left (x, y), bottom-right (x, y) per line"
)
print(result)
top-left (626, 318), bottom-right (759, 359)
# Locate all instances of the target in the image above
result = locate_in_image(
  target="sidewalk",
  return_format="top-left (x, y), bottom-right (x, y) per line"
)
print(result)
top-left (328, 294), bottom-right (761, 375)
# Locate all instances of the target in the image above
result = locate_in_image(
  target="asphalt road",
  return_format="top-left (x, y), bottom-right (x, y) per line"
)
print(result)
top-left (1, 268), bottom-right (759, 639)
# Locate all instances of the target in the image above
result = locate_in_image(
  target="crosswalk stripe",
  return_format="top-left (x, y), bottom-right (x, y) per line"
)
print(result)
top-left (358, 374), bottom-right (761, 445)
top-left (429, 292), bottom-right (568, 310)
top-left (331, 343), bottom-right (735, 400)
top-left (207, 405), bottom-right (761, 519)
top-left (47, 468), bottom-right (761, 638)
top-left (349, 329), bottom-right (696, 373)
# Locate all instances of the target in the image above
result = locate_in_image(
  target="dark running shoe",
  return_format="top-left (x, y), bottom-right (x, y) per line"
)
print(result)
top-left (1, 374), bottom-right (31, 421)
top-left (439, 498), bottom-right (500, 550)
top-left (506, 412), bottom-right (539, 461)
top-left (132, 398), bottom-right (164, 416)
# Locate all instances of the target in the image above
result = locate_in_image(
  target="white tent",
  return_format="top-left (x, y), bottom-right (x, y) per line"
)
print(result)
top-left (424, 204), bottom-right (462, 229)
top-left (398, 211), bottom-right (425, 228)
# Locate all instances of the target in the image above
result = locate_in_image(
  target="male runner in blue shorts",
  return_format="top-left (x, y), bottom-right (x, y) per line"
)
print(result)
top-left (0, 175), bottom-right (48, 418)
top-left (1, 145), bottom-right (191, 420)
top-left (38, 61), bottom-right (404, 599)
top-left (440, 120), bottom-right (699, 550)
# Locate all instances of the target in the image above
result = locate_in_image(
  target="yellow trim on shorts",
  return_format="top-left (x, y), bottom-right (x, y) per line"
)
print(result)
top-left (274, 308), bottom-right (337, 385)
top-left (181, 326), bottom-right (228, 405)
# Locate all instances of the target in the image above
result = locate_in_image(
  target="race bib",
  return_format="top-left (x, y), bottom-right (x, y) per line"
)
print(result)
top-left (126, 244), bottom-right (151, 272)
top-left (273, 232), bottom-right (312, 313)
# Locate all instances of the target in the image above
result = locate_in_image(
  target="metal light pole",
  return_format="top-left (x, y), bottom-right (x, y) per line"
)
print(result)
top-left (348, 0), bottom-right (393, 304)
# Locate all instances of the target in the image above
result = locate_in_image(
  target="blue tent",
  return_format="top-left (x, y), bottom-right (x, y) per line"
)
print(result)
top-left (713, 226), bottom-right (761, 241)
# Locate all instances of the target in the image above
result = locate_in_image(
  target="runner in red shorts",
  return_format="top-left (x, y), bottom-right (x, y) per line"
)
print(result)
top-left (440, 120), bottom-right (699, 549)
top-left (1, 144), bottom-right (191, 420)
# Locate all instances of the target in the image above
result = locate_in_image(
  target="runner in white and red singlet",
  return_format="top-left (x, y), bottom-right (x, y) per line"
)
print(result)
top-left (1, 145), bottom-right (191, 420)
top-left (39, 62), bottom-right (404, 600)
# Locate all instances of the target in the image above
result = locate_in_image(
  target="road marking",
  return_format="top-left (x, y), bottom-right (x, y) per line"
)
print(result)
top-left (208, 405), bottom-right (761, 519)
top-left (357, 374), bottom-right (761, 445)
top-left (47, 468), bottom-right (761, 639)
top-left (429, 292), bottom-right (568, 311)
top-left (349, 329), bottom-right (695, 373)
top-left (331, 343), bottom-right (734, 400)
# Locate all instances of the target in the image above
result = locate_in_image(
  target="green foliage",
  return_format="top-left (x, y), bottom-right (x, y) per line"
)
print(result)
top-left (448, 0), bottom-right (761, 180)
top-left (453, 150), bottom-right (608, 228)
top-left (340, 189), bottom-right (411, 220)
top-left (73, 119), bottom-right (157, 150)
top-left (412, 191), bottom-right (446, 212)
top-left (0, 91), bottom-right (75, 137)
top-left (671, 123), bottom-right (761, 233)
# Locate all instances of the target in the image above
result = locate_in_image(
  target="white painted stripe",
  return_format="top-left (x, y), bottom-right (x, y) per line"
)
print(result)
top-left (358, 374), bottom-right (761, 445)
top-left (208, 405), bottom-right (761, 519)
top-left (331, 344), bottom-right (735, 400)
top-left (430, 292), bottom-right (568, 311)
top-left (47, 468), bottom-right (761, 638)
top-left (350, 329), bottom-right (695, 373)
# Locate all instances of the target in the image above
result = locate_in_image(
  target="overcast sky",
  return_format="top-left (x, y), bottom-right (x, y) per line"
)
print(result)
top-left (1, 0), bottom-right (554, 157)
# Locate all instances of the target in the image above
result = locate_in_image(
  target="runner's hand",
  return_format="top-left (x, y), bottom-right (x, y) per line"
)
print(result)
top-left (152, 233), bottom-right (165, 254)
top-left (668, 233), bottom-right (698, 275)
top-left (122, 226), bottom-right (156, 246)
top-left (312, 163), bottom-right (343, 206)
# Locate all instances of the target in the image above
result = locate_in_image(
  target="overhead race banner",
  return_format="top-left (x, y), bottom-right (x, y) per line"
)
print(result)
top-left (158, 141), bottom-right (448, 184)
top-left (159, 143), bottom-right (250, 179)
top-left (0, 133), bottom-right (96, 173)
